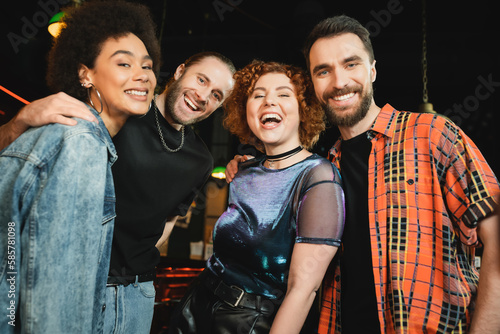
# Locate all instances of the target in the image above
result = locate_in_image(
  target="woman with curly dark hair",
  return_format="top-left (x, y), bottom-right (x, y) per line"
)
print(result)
top-left (0, 1), bottom-right (159, 333)
top-left (169, 61), bottom-right (345, 333)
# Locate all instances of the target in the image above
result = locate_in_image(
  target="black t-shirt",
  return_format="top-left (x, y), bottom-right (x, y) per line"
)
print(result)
top-left (109, 108), bottom-right (213, 276)
top-left (339, 131), bottom-right (381, 333)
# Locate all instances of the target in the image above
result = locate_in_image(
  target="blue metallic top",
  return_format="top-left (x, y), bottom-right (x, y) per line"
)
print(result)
top-left (207, 154), bottom-right (344, 299)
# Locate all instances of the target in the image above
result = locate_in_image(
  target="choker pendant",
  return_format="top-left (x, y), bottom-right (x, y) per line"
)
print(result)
top-left (266, 146), bottom-right (303, 169)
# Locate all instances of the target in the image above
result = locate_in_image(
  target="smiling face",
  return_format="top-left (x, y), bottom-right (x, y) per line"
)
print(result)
top-left (246, 72), bottom-right (301, 152)
top-left (164, 57), bottom-right (234, 126)
top-left (309, 33), bottom-right (376, 128)
top-left (81, 33), bottom-right (156, 119)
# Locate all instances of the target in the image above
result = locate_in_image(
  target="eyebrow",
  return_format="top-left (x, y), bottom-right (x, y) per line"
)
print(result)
top-left (110, 50), bottom-right (153, 61)
top-left (311, 63), bottom-right (329, 76)
top-left (197, 72), bottom-right (225, 99)
top-left (253, 86), bottom-right (294, 92)
top-left (344, 55), bottom-right (363, 63)
top-left (196, 72), bottom-right (211, 83)
top-left (312, 55), bottom-right (364, 75)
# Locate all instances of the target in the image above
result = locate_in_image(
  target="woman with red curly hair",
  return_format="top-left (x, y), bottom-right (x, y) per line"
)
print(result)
top-left (169, 61), bottom-right (345, 333)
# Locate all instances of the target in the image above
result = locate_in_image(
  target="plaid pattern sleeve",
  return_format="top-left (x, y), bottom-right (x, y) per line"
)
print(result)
top-left (319, 104), bottom-right (500, 334)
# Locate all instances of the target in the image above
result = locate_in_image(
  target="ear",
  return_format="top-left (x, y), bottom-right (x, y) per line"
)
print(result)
top-left (78, 64), bottom-right (92, 87)
top-left (173, 64), bottom-right (186, 81)
top-left (371, 60), bottom-right (377, 83)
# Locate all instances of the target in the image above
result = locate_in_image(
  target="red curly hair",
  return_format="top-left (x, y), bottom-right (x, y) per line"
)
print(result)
top-left (223, 60), bottom-right (325, 152)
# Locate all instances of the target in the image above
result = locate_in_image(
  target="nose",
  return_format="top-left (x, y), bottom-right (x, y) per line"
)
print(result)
top-left (330, 68), bottom-right (349, 89)
top-left (194, 87), bottom-right (210, 103)
top-left (134, 66), bottom-right (150, 83)
top-left (135, 70), bottom-right (149, 82)
top-left (264, 94), bottom-right (276, 106)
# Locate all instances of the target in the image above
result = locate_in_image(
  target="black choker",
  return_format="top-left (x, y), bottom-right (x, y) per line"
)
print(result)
top-left (266, 146), bottom-right (303, 168)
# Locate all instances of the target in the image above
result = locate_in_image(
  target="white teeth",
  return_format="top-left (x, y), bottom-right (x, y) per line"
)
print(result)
top-left (260, 113), bottom-right (282, 123)
top-left (333, 92), bottom-right (355, 101)
top-left (184, 95), bottom-right (198, 111)
top-left (125, 90), bottom-right (147, 96)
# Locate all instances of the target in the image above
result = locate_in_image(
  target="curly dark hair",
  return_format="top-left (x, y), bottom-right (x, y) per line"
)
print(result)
top-left (223, 60), bottom-right (325, 152)
top-left (46, 0), bottom-right (161, 102)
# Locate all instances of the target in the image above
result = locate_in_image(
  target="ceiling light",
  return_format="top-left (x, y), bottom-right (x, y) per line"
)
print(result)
top-left (48, 12), bottom-right (66, 38)
top-left (211, 166), bottom-right (226, 179)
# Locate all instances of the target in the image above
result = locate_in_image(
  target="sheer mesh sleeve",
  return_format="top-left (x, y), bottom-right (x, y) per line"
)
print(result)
top-left (295, 161), bottom-right (344, 247)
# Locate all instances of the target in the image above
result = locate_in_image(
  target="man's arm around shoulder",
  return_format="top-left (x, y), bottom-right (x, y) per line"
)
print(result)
top-left (0, 112), bottom-right (30, 151)
top-left (0, 92), bottom-right (96, 151)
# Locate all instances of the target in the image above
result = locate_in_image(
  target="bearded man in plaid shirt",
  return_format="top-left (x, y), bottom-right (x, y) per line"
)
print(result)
top-left (302, 15), bottom-right (500, 334)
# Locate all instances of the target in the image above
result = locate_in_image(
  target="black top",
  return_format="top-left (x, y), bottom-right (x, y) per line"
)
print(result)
top-left (109, 108), bottom-right (213, 276)
top-left (339, 131), bottom-right (381, 333)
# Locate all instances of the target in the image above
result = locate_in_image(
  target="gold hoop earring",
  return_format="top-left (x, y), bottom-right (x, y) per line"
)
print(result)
top-left (84, 83), bottom-right (103, 114)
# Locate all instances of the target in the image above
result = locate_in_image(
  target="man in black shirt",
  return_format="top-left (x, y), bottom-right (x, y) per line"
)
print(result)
top-left (0, 51), bottom-right (235, 333)
top-left (110, 52), bottom-right (235, 281)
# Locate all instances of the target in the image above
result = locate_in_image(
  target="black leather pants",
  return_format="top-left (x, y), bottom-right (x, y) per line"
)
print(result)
top-left (168, 271), bottom-right (276, 334)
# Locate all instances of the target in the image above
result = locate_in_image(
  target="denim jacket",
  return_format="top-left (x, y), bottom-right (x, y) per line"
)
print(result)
top-left (0, 107), bottom-right (117, 333)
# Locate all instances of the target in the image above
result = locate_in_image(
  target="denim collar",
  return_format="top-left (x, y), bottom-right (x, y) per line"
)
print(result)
top-left (87, 105), bottom-right (118, 165)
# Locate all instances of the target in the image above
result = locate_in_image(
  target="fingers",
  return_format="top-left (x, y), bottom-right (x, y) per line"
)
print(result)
top-left (241, 155), bottom-right (254, 161)
top-left (51, 115), bottom-right (79, 126)
top-left (225, 155), bottom-right (255, 183)
top-left (225, 155), bottom-right (242, 183)
top-left (225, 158), bottom-right (238, 183)
top-left (49, 92), bottom-right (98, 123)
top-left (52, 102), bottom-right (98, 124)
top-left (18, 92), bottom-right (97, 128)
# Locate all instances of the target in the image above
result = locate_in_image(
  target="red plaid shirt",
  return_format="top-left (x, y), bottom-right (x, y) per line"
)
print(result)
top-left (319, 104), bottom-right (499, 333)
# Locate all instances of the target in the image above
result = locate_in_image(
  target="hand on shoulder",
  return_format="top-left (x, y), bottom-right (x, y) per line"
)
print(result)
top-left (225, 154), bottom-right (254, 183)
top-left (18, 92), bottom-right (97, 128)
top-left (0, 92), bottom-right (97, 151)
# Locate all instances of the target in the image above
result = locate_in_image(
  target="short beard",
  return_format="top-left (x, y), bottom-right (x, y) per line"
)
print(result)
top-left (322, 85), bottom-right (373, 127)
top-left (163, 78), bottom-right (208, 126)
top-left (164, 79), bottom-right (186, 125)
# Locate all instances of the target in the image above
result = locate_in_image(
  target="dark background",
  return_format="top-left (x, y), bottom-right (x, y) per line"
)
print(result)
top-left (1, 0), bottom-right (498, 174)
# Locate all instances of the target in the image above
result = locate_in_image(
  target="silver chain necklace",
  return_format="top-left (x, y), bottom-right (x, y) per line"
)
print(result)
top-left (153, 95), bottom-right (185, 153)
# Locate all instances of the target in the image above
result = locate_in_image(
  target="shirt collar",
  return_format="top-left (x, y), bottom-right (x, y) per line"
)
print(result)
top-left (369, 103), bottom-right (398, 139)
top-left (328, 103), bottom-right (398, 163)
top-left (88, 105), bottom-right (118, 165)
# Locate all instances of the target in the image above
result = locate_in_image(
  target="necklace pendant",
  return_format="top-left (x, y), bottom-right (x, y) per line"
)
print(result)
top-left (264, 145), bottom-right (303, 169)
